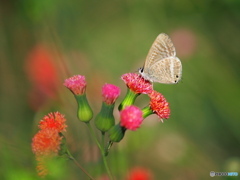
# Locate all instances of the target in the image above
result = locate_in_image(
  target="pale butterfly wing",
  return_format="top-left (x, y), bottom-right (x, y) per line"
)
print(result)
top-left (141, 56), bottom-right (182, 84)
top-left (144, 33), bottom-right (176, 69)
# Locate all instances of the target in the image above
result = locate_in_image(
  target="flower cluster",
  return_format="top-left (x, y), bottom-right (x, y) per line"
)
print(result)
top-left (120, 73), bottom-right (170, 122)
top-left (32, 112), bottom-right (67, 177)
top-left (32, 71), bottom-right (173, 179)
top-left (62, 73), bottom-right (170, 143)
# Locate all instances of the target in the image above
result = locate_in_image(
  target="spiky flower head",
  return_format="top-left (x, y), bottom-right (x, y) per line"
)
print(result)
top-left (120, 105), bottom-right (143, 131)
top-left (63, 75), bottom-right (86, 95)
top-left (121, 73), bottom-right (152, 94)
top-left (149, 90), bottom-right (170, 121)
top-left (102, 83), bottom-right (121, 105)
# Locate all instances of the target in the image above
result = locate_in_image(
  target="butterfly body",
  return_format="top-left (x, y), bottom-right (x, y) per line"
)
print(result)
top-left (139, 33), bottom-right (182, 84)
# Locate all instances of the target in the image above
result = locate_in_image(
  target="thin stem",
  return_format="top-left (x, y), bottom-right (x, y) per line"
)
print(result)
top-left (67, 149), bottom-right (95, 180)
top-left (86, 122), bottom-right (114, 180)
top-left (105, 141), bottom-right (113, 156)
top-left (101, 132), bottom-right (105, 153)
top-left (86, 122), bottom-right (101, 149)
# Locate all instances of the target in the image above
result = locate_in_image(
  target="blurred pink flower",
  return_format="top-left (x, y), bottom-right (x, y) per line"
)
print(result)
top-left (102, 83), bottom-right (121, 105)
top-left (121, 73), bottom-right (152, 94)
top-left (120, 105), bottom-right (143, 131)
top-left (64, 75), bottom-right (87, 95)
top-left (171, 29), bottom-right (196, 58)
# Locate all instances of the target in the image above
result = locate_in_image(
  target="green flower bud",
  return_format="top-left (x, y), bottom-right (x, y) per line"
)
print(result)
top-left (108, 123), bottom-right (126, 142)
top-left (75, 94), bottom-right (93, 122)
top-left (95, 102), bottom-right (115, 133)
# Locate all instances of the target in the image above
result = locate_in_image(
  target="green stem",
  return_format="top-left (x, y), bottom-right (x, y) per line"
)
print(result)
top-left (105, 141), bottom-right (113, 156)
top-left (101, 132), bottom-right (105, 152)
top-left (142, 106), bottom-right (154, 119)
top-left (118, 89), bottom-right (139, 111)
top-left (67, 149), bottom-right (95, 180)
top-left (86, 122), bottom-right (113, 180)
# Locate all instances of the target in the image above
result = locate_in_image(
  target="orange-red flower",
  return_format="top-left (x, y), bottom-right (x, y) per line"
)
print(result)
top-left (149, 90), bottom-right (170, 121)
top-left (32, 112), bottom-right (67, 177)
top-left (32, 128), bottom-right (62, 156)
top-left (39, 112), bottom-right (67, 132)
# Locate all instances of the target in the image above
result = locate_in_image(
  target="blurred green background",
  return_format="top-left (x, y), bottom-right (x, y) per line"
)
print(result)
top-left (1, 0), bottom-right (240, 179)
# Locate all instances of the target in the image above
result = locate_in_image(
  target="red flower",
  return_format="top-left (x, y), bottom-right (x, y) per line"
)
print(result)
top-left (32, 129), bottom-right (62, 156)
top-left (63, 75), bottom-right (87, 95)
top-left (102, 83), bottom-right (121, 105)
top-left (39, 112), bottom-right (67, 132)
top-left (149, 90), bottom-right (170, 121)
top-left (127, 167), bottom-right (153, 180)
top-left (120, 105), bottom-right (143, 131)
top-left (25, 45), bottom-right (60, 110)
top-left (121, 73), bottom-right (152, 94)
top-left (32, 112), bottom-right (67, 177)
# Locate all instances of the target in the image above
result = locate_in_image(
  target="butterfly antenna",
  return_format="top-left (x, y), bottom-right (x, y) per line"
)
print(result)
top-left (179, 77), bottom-right (184, 84)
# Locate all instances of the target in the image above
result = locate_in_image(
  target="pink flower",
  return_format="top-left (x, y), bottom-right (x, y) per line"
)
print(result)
top-left (149, 90), bottom-right (170, 121)
top-left (120, 105), bottom-right (143, 131)
top-left (102, 83), bottom-right (121, 105)
top-left (121, 73), bottom-right (153, 94)
top-left (63, 75), bottom-right (86, 95)
top-left (39, 112), bottom-right (67, 132)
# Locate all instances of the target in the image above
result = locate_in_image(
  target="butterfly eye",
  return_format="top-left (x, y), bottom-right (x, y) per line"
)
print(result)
top-left (139, 68), bottom-right (144, 73)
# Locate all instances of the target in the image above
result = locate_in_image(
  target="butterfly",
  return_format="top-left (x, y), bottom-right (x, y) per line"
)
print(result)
top-left (139, 33), bottom-right (182, 84)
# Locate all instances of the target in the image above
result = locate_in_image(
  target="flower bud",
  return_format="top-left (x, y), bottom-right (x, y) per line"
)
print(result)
top-left (95, 102), bottom-right (115, 132)
top-left (75, 94), bottom-right (93, 122)
top-left (64, 75), bottom-right (93, 122)
top-left (108, 124), bottom-right (126, 142)
top-left (95, 84), bottom-right (120, 132)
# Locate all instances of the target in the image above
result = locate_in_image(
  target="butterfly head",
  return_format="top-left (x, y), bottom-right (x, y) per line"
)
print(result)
top-left (138, 67), bottom-right (144, 73)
